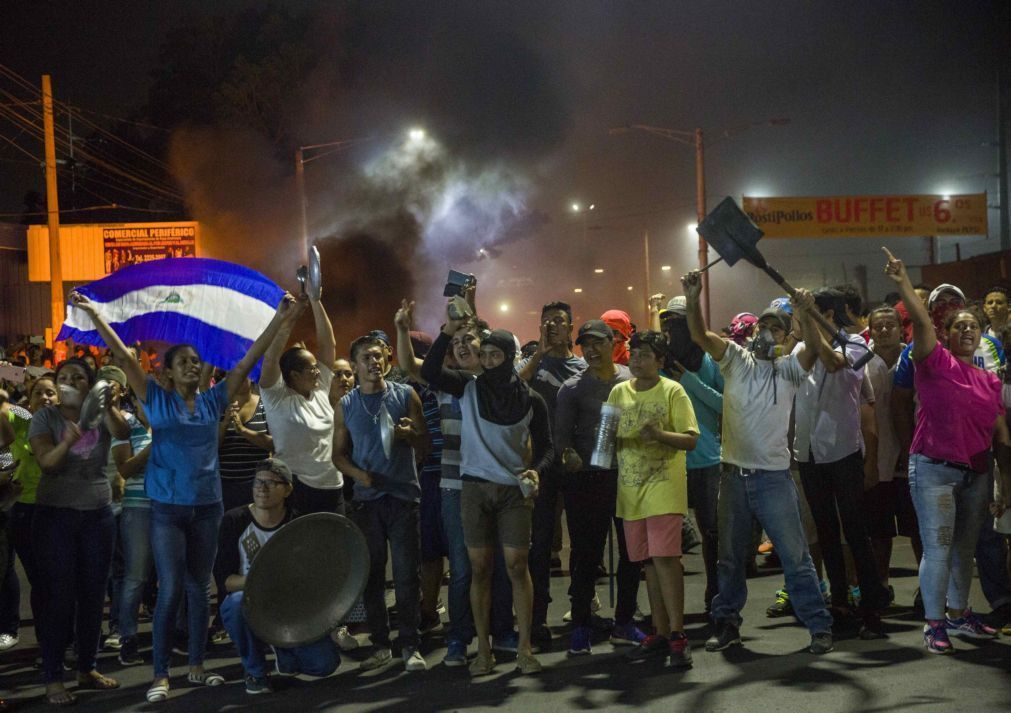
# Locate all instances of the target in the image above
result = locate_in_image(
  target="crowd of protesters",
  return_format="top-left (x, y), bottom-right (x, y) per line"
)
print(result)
top-left (0, 249), bottom-right (1009, 707)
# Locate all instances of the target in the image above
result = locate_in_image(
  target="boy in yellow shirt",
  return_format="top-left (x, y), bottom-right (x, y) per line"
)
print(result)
top-left (606, 331), bottom-right (699, 669)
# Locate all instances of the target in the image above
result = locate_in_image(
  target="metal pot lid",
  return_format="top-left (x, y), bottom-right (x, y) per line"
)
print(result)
top-left (78, 379), bottom-right (110, 430)
top-left (242, 513), bottom-right (370, 647)
top-left (307, 245), bottom-right (322, 301)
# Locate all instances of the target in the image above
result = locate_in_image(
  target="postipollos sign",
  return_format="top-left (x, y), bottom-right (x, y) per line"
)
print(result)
top-left (742, 194), bottom-right (987, 238)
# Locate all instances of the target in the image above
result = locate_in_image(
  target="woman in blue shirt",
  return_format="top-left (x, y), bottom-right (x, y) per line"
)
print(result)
top-left (69, 291), bottom-right (298, 703)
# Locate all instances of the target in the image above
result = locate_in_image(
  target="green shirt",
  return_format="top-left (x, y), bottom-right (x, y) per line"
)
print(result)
top-left (7, 407), bottom-right (42, 504)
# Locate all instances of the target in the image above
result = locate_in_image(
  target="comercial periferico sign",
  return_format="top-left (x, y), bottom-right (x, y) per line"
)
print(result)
top-left (27, 221), bottom-right (200, 282)
top-left (742, 194), bottom-right (988, 238)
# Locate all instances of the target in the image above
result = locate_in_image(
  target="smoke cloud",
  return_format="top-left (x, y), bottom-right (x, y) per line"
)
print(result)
top-left (164, 1), bottom-right (570, 353)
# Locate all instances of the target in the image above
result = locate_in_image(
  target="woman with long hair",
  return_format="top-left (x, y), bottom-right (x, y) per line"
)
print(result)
top-left (28, 358), bottom-right (130, 706)
top-left (69, 290), bottom-right (298, 702)
top-left (882, 249), bottom-right (1011, 654)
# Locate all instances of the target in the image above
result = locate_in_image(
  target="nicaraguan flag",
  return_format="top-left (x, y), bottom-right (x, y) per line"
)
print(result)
top-left (58, 258), bottom-right (284, 379)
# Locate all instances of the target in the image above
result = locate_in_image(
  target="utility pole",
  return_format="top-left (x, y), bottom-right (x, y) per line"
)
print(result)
top-left (643, 230), bottom-right (652, 325)
top-left (694, 128), bottom-right (709, 322)
top-left (295, 147), bottom-right (308, 262)
top-left (999, 67), bottom-right (1010, 250)
top-left (42, 75), bottom-right (63, 348)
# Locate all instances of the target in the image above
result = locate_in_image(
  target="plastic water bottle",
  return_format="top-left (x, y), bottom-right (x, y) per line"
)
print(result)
top-left (590, 403), bottom-right (622, 469)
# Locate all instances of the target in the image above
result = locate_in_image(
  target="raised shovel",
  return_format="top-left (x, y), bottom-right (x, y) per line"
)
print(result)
top-left (696, 197), bottom-right (873, 369)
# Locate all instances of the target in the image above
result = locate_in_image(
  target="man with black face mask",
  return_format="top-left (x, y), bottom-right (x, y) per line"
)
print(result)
top-left (660, 297), bottom-right (724, 613)
top-left (681, 270), bottom-right (835, 655)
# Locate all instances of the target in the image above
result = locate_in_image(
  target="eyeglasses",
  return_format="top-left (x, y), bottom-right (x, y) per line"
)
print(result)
top-left (253, 478), bottom-right (287, 490)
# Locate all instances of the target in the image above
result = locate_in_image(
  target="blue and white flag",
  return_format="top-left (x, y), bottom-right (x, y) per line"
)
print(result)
top-left (58, 258), bottom-right (284, 379)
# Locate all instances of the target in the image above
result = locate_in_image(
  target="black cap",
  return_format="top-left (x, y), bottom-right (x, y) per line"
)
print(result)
top-left (757, 308), bottom-right (791, 332)
top-left (254, 457), bottom-right (293, 483)
top-left (575, 319), bottom-right (614, 344)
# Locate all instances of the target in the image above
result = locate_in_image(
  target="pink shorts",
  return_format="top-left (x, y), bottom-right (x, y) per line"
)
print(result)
top-left (623, 514), bottom-right (683, 562)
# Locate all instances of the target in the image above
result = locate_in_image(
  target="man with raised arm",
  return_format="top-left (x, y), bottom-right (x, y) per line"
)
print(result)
top-left (679, 271), bottom-right (835, 655)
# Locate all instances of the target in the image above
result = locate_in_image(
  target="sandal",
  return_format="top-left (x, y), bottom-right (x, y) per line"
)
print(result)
top-left (187, 670), bottom-right (225, 686)
top-left (76, 671), bottom-right (120, 690)
top-left (145, 681), bottom-right (169, 703)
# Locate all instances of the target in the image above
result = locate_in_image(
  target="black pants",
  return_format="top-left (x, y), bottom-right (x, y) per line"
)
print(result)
top-left (530, 465), bottom-right (564, 628)
top-left (800, 450), bottom-right (889, 610)
top-left (350, 496), bottom-right (420, 649)
top-left (292, 477), bottom-right (346, 516)
top-left (562, 470), bottom-right (642, 627)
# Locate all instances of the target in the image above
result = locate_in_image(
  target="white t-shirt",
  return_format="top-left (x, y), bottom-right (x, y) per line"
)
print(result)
top-left (793, 332), bottom-right (869, 464)
top-left (865, 353), bottom-right (902, 482)
top-left (717, 341), bottom-right (808, 472)
top-left (260, 363), bottom-right (342, 489)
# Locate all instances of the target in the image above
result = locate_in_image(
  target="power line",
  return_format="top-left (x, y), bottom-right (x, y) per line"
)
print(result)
top-left (65, 104), bottom-right (171, 133)
top-left (0, 92), bottom-right (179, 196)
top-left (0, 64), bottom-right (184, 203)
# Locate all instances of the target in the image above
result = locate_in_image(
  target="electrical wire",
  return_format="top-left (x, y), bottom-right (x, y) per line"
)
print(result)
top-left (0, 67), bottom-right (184, 203)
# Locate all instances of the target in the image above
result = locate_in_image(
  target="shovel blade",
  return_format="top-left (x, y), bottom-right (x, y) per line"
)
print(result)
top-left (696, 197), bottom-right (766, 268)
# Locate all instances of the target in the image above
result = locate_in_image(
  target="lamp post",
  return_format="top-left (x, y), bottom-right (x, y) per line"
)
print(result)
top-left (294, 136), bottom-right (371, 261)
top-left (610, 118), bottom-right (789, 324)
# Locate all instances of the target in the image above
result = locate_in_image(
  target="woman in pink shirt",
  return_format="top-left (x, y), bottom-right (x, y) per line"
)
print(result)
top-left (883, 248), bottom-right (1011, 654)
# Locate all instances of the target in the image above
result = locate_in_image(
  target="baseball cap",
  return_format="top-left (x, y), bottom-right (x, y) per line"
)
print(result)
top-left (254, 457), bottom-right (293, 483)
top-left (575, 319), bottom-right (614, 345)
top-left (927, 284), bottom-right (966, 309)
top-left (769, 296), bottom-right (793, 316)
top-left (757, 308), bottom-right (790, 332)
top-left (96, 365), bottom-right (128, 388)
top-left (659, 296), bottom-right (687, 318)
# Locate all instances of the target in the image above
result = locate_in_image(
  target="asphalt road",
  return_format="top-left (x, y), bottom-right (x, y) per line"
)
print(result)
top-left (1, 536), bottom-right (1008, 712)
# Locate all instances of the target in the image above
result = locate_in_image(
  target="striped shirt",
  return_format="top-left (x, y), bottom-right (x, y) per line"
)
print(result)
top-left (113, 413), bottom-right (153, 509)
top-left (218, 398), bottom-right (270, 482)
top-left (437, 390), bottom-right (464, 489)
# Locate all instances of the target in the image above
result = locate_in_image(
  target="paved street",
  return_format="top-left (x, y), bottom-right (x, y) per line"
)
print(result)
top-left (1, 537), bottom-right (1008, 712)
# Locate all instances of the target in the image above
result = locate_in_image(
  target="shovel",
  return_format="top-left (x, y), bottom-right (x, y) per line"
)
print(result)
top-left (696, 197), bottom-right (873, 369)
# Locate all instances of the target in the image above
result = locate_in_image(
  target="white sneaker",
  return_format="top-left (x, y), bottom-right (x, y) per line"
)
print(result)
top-left (331, 626), bottom-right (359, 651)
top-left (403, 647), bottom-right (427, 672)
top-left (360, 647), bottom-right (393, 671)
top-left (0, 633), bottom-right (18, 651)
top-left (104, 632), bottom-right (122, 650)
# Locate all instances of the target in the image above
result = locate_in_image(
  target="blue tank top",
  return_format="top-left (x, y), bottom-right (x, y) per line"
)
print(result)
top-left (341, 381), bottom-right (421, 503)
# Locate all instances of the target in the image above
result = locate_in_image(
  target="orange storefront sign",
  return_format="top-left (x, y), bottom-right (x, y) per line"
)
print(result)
top-left (742, 194), bottom-right (988, 238)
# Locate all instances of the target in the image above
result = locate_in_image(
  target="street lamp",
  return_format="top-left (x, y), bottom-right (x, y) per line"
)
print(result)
top-left (610, 117), bottom-right (789, 323)
top-left (294, 135), bottom-right (374, 260)
top-left (570, 200), bottom-right (596, 243)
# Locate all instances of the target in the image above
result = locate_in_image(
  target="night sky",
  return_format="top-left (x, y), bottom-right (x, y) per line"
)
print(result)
top-left (2, 0), bottom-right (1007, 340)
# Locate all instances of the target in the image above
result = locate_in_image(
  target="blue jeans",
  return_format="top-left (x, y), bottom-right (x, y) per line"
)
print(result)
top-left (909, 454), bottom-right (990, 620)
top-left (219, 591), bottom-right (339, 678)
top-left (974, 473), bottom-right (1011, 609)
top-left (118, 507), bottom-right (154, 639)
top-left (350, 496), bottom-right (421, 649)
top-left (441, 488), bottom-right (514, 645)
top-left (150, 501), bottom-right (223, 677)
top-left (32, 505), bottom-right (116, 683)
top-left (711, 467), bottom-right (832, 635)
